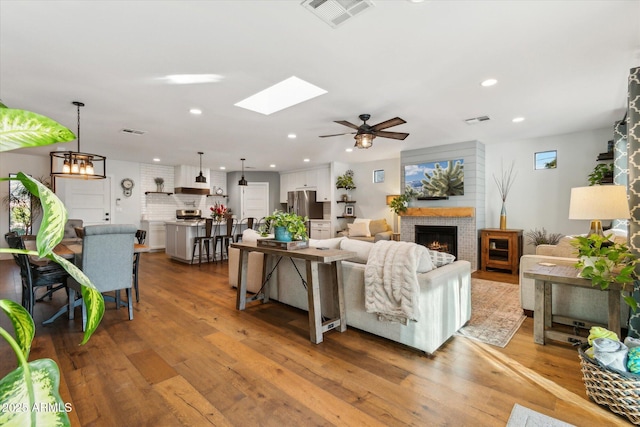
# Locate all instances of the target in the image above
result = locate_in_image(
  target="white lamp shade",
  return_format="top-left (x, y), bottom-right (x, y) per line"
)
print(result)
top-left (568, 185), bottom-right (630, 220)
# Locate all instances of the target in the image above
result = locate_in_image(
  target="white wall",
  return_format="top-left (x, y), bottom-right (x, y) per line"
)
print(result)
top-left (485, 126), bottom-right (612, 254)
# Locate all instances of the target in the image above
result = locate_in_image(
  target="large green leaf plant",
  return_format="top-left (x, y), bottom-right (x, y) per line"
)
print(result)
top-left (0, 102), bottom-right (105, 426)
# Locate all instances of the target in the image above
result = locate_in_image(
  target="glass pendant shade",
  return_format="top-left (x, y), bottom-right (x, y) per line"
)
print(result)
top-left (355, 132), bottom-right (374, 149)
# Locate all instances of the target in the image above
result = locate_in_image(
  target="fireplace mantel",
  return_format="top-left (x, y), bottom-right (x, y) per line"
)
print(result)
top-left (400, 207), bottom-right (475, 218)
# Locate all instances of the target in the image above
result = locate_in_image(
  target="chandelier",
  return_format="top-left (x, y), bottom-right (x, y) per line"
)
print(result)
top-left (50, 101), bottom-right (106, 185)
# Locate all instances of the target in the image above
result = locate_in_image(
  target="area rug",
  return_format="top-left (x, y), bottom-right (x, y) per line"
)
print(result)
top-left (456, 278), bottom-right (526, 348)
top-left (507, 403), bottom-right (575, 427)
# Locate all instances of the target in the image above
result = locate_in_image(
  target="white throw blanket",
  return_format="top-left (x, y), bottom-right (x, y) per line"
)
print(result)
top-left (364, 240), bottom-right (421, 324)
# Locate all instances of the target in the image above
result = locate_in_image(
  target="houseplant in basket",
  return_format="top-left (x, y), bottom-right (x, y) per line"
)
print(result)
top-left (260, 210), bottom-right (308, 242)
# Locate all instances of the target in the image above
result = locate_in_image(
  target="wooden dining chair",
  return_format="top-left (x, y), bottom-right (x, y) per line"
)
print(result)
top-left (67, 224), bottom-right (137, 330)
top-left (4, 232), bottom-right (69, 316)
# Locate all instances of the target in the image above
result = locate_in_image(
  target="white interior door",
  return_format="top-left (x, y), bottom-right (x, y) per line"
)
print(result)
top-left (240, 182), bottom-right (269, 220)
top-left (57, 178), bottom-right (111, 225)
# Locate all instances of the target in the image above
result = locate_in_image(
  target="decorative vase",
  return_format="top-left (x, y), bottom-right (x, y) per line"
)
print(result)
top-left (499, 202), bottom-right (507, 230)
top-left (156, 183), bottom-right (164, 192)
top-left (274, 226), bottom-right (292, 242)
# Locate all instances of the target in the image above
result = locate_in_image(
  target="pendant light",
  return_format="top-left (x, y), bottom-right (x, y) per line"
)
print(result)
top-left (195, 151), bottom-right (207, 183)
top-left (238, 158), bottom-right (248, 186)
top-left (50, 101), bottom-right (106, 190)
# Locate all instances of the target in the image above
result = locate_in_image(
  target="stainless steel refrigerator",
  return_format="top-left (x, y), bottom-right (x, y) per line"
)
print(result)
top-left (287, 190), bottom-right (324, 219)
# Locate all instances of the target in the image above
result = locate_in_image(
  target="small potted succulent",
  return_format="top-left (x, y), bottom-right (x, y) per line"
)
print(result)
top-left (260, 210), bottom-right (308, 242)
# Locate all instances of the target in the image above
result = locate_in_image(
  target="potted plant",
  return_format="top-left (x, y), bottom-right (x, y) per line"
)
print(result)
top-left (571, 233), bottom-right (639, 310)
top-left (154, 177), bottom-right (164, 192)
top-left (524, 227), bottom-right (564, 247)
top-left (0, 101), bottom-right (105, 426)
top-left (260, 210), bottom-right (308, 242)
top-left (389, 187), bottom-right (418, 215)
top-left (588, 163), bottom-right (614, 185)
top-left (336, 170), bottom-right (356, 200)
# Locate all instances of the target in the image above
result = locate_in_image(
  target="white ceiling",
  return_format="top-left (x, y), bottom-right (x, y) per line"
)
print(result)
top-left (1, 0), bottom-right (639, 173)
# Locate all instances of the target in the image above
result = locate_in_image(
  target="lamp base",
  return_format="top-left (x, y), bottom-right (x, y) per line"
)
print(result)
top-left (588, 220), bottom-right (604, 237)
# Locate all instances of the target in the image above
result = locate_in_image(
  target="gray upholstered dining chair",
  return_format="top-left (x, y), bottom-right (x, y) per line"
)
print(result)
top-left (67, 224), bottom-right (137, 330)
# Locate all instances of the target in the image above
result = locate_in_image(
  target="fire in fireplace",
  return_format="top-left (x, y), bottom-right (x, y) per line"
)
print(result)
top-left (415, 225), bottom-right (457, 259)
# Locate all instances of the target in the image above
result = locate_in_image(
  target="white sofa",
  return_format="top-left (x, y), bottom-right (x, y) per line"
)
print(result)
top-left (229, 231), bottom-right (472, 354)
top-left (519, 233), bottom-right (630, 327)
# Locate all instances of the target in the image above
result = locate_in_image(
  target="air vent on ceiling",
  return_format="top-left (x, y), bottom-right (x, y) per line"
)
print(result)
top-left (464, 116), bottom-right (491, 125)
top-left (120, 128), bottom-right (147, 135)
top-left (301, 0), bottom-right (374, 28)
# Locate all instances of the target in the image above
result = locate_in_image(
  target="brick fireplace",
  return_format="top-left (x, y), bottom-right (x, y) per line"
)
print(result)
top-left (400, 207), bottom-right (477, 271)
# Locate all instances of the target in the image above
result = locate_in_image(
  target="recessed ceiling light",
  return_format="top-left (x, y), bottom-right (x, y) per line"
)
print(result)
top-left (190, 108), bottom-right (202, 115)
top-left (235, 76), bottom-right (327, 115)
top-left (219, 166), bottom-right (226, 170)
top-left (512, 117), bottom-right (525, 123)
top-left (270, 164), bottom-right (276, 168)
top-left (345, 148), bottom-right (353, 152)
top-left (481, 78), bottom-right (498, 87)
top-left (153, 158), bottom-right (161, 162)
top-left (160, 74), bottom-right (223, 84)
top-left (303, 158), bottom-right (310, 162)
top-left (288, 133), bottom-right (297, 139)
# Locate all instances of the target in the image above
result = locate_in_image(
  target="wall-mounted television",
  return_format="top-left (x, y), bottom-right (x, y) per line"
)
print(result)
top-left (404, 159), bottom-right (464, 199)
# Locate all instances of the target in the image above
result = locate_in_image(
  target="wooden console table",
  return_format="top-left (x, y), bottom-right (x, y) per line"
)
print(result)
top-left (231, 241), bottom-right (356, 344)
top-left (523, 263), bottom-right (622, 345)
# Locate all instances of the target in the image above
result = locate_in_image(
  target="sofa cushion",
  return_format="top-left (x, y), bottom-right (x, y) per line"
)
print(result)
top-left (369, 218), bottom-right (389, 235)
top-left (340, 238), bottom-right (374, 264)
top-left (243, 229), bottom-right (267, 243)
top-left (353, 218), bottom-right (372, 237)
top-left (429, 250), bottom-right (456, 267)
top-left (416, 246), bottom-right (434, 273)
top-left (348, 222), bottom-right (369, 237)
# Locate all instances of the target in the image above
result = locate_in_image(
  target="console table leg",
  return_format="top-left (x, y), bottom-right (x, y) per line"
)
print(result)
top-left (534, 279), bottom-right (545, 344)
top-left (306, 260), bottom-right (323, 344)
top-left (236, 249), bottom-right (249, 310)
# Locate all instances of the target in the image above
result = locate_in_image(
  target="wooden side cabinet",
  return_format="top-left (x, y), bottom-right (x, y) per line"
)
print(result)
top-left (479, 228), bottom-right (523, 275)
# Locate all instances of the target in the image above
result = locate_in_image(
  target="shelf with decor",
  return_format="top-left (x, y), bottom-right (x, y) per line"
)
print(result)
top-left (145, 191), bottom-right (173, 196)
top-left (336, 200), bottom-right (356, 203)
top-left (336, 216), bottom-right (356, 219)
top-left (206, 194), bottom-right (228, 198)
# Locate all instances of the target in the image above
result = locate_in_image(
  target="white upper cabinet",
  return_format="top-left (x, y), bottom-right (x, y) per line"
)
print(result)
top-left (280, 165), bottom-right (331, 202)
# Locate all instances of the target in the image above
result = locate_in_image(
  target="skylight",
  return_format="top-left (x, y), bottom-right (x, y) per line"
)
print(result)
top-left (234, 76), bottom-right (327, 115)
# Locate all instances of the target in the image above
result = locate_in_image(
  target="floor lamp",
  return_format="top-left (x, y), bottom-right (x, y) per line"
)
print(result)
top-left (568, 185), bottom-right (630, 237)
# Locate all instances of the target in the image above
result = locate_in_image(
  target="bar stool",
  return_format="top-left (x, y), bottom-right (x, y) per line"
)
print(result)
top-left (191, 218), bottom-right (216, 266)
top-left (234, 217), bottom-right (256, 242)
top-left (215, 216), bottom-right (236, 262)
top-left (132, 229), bottom-right (146, 302)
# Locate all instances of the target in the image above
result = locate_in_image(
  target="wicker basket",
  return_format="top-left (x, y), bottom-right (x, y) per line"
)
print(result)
top-left (578, 343), bottom-right (640, 424)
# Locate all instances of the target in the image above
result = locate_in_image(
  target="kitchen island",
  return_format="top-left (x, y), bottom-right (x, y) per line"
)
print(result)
top-left (165, 221), bottom-right (229, 263)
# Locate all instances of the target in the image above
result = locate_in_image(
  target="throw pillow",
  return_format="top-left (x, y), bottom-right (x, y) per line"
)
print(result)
top-left (429, 250), bottom-right (456, 267)
top-left (369, 219), bottom-right (388, 236)
top-left (340, 238), bottom-right (374, 264)
top-left (415, 245), bottom-right (434, 273)
top-left (348, 222), bottom-right (369, 237)
top-left (353, 218), bottom-right (372, 237)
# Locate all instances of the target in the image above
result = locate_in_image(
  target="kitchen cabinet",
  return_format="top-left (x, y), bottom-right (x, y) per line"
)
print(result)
top-left (309, 220), bottom-right (332, 239)
top-left (166, 223), bottom-right (199, 263)
top-left (280, 165), bottom-right (331, 202)
top-left (141, 220), bottom-right (167, 251)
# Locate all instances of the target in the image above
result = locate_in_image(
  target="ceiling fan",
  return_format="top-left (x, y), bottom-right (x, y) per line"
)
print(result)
top-left (320, 114), bottom-right (409, 149)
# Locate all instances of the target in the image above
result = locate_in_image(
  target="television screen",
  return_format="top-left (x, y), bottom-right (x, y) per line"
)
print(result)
top-left (404, 159), bottom-right (464, 199)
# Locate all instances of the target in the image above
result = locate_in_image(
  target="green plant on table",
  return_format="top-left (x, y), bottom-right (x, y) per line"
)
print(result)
top-left (259, 210), bottom-right (308, 241)
top-left (524, 228), bottom-right (564, 246)
top-left (571, 233), bottom-right (639, 311)
top-left (0, 100), bottom-right (105, 426)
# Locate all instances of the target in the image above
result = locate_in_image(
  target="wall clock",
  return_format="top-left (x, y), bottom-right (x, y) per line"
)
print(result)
top-left (215, 187), bottom-right (224, 195)
top-left (121, 178), bottom-right (134, 197)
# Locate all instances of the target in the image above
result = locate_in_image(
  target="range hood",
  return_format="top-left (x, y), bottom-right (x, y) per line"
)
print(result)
top-left (174, 165), bottom-right (210, 195)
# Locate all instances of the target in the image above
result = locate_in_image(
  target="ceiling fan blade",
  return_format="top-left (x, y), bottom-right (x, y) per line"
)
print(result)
top-left (319, 132), bottom-right (356, 138)
top-left (374, 130), bottom-right (409, 140)
top-left (371, 117), bottom-right (406, 131)
top-left (334, 120), bottom-right (361, 130)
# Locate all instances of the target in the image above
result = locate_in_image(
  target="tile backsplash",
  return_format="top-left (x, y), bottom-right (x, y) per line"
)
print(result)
top-left (140, 163), bottom-right (227, 220)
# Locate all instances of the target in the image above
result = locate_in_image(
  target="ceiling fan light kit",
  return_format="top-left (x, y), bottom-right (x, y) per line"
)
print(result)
top-left (320, 113), bottom-right (409, 150)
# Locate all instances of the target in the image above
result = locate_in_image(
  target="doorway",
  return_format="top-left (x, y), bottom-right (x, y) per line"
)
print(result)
top-left (56, 178), bottom-right (111, 225)
top-left (240, 182), bottom-right (269, 221)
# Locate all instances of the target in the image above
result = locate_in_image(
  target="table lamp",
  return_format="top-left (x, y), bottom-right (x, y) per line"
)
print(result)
top-left (568, 185), bottom-right (630, 237)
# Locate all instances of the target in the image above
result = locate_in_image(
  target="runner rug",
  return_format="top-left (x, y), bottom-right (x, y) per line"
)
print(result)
top-left (456, 278), bottom-right (526, 348)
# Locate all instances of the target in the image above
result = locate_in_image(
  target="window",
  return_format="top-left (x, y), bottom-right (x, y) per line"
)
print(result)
top-left (8, 173), bottom-right (32, 235)
top-left (373, 169), bottom-right (384, 183)
top-left (535, 150), bottom-right (557, 170)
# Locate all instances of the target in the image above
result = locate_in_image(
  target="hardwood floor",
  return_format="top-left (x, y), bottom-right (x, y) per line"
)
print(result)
top-left (0, 254), bottom-right (629, 426)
